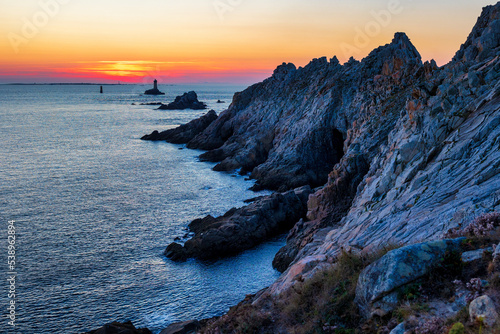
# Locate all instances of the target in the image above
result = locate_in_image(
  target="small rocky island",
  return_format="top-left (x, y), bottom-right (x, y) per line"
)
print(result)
top-left (144, 79), bottom-right (165, 95)
top-left (158, 91), bottom-right (207, 110)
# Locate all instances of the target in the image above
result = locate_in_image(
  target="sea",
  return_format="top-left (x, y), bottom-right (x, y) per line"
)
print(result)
top-left (0, 84), bottom-right (284, 334)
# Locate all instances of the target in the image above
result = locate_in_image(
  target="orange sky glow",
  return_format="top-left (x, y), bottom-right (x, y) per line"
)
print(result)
top-left (0, 0), bottom-right (495, 84)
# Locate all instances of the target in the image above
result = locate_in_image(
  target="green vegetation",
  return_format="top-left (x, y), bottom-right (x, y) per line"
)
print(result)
top-left (448, 322), bottom-right (465, 334)
top-left (279, 251), bottom-right (366, 334)
top-left (200, 247), bottom-right (399, 334)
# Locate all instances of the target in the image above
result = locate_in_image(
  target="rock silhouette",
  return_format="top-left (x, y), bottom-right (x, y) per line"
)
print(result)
top-left (158, 91), bottom-right (206, 110)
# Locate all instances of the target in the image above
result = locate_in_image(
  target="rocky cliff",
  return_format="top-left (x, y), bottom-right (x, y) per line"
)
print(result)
top-left (132, 3), bottom-right (500, 333)
top-left (269, 2), bottom-right (500, 294)
top-left (187, 33), bottom-right (422, 193)
top-left (171, 2), bottom-right (499, 290)
top-left (149, 2), bottom-right (499, 286)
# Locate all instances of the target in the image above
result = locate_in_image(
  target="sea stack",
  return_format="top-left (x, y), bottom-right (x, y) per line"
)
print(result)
top-left (158, 91), bottom-right (207, 110)
top-left (144, 79), bottom-right (165, 95)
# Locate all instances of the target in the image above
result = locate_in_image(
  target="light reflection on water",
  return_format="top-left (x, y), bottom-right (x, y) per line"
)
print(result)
top-left (0, 84), bottom-right (282, 334)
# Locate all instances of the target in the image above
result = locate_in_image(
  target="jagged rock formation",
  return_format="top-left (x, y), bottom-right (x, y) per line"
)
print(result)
top-left (151, 3), bottom-right (500, 281)
top-left (185, 33), bottom-right (422, 192)
top-left (155, 2), bottom-right (500, 297)
top-left (269, 2), bottom-right (500, 294)
top-left (165, 186), bottom-right (312, 261)
top-left (141, 110), bottom-right (217, 143)
top-left (158, 91), bottom-right (207, 110)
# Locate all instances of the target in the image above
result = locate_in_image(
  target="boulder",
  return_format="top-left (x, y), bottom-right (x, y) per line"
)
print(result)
top-left (141, 110), bottom-right (217, 143)
top-left (469, 295), bottom-right (499, 327)
top-left (355, 238), bottom-right (465, 318)
top-left (159, 320), bottom-right (201, 334)
top-left (83, 321), bottom-right (152, 334)
top-left (158, 91), bottom-right (207, 110)
top-left (165, 186), bottom-right (313, 261)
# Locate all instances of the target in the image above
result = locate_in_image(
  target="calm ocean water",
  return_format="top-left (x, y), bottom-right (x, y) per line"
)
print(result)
top-left (0, 84), bottom-right (282, 334)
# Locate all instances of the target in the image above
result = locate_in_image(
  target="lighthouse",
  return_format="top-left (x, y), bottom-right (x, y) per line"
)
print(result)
top-left (144, 79), bottom-right (165, 95)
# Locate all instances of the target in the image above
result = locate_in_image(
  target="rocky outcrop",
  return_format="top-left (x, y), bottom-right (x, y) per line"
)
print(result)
top-left (354, 239), bottom-right (465, 318)
top-left (141, 110), bottom-right (217, 143)
top-left (158, 91), bottom-right (207, 110)
top-left (83, 321), bottom-right (152, 334)
top-left (165, 186), bottom-right (312, 261)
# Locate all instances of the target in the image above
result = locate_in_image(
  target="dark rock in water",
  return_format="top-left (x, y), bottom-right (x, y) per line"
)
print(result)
top-left (159, 320), bottom-right (201, 334)
top-left (158, 91), bottom-right (207, 110)
top-left (139, 102), bottom-right (163, 106)
top-left (83, 321), bottom-right (152, 334)
top-left (144, 79), bottom-right (165, 95)
top-left (216, 99), bottom-right (225, 103)
top-left (144, 88), bottom-right (165, 95)
top-left (165, 186), bottom-right (313, 262)
top-left (141, 110), bottom-right (217, 143)
top-left (164, 243), bottom-right (188, 262)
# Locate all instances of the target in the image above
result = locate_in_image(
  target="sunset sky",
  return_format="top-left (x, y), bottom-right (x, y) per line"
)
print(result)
top-left (0, 0), bottom-right (495, 84)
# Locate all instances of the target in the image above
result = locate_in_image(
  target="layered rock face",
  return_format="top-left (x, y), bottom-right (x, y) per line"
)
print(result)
top-left (270, 2), bottom-right (500, 293)
top-left (159, 3), bottom-right (500, 294)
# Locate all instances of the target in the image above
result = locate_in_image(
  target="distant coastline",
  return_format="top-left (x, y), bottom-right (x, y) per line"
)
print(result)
top-left (0, 83), bottom-right (167, 86)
